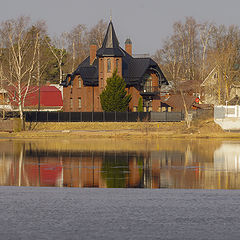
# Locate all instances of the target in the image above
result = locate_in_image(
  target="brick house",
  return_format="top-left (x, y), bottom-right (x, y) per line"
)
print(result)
top-left (61, 20), bottom-right (168, 112)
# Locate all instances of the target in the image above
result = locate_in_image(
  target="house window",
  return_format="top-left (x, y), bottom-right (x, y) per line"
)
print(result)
top-left (133, 106), bottom-right (137, 112)
top-left (100, 59), bottom-right (103, 73)
top-left (78, 97), bottom-right (82, 109)
top-left (70, 98), bottom-right (73, 109)
top-left (78, 78), bottom-right (81, 88)
top-left (168, 107), bottom-right (171, 112)
top-left (107, 59), bottom-right (111, 72)
top-left (161, 107), bottom-right (166, 112)
top-left (143, 74), bottom-right (153, 92)
top-left (116, 59), bottom-right (119, 71)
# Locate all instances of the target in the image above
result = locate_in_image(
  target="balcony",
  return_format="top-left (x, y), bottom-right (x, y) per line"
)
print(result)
top-left (140, 86), bottom-right (160, 96)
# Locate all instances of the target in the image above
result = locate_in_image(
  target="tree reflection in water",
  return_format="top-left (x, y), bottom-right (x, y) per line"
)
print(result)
top-left (101, 153), bottom-right (129, 188)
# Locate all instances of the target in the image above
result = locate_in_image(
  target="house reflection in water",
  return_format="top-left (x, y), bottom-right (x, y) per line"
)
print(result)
top-left (214, 142), bottom-right (240, 172)
top-left (213, 142), bottom-right (240, 189)
top-left (23, 151), bottom-right (147, 188)
top-left (2, 141), bottom-right (240, 189)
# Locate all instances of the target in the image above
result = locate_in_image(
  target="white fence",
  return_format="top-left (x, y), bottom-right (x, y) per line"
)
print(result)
top-left (214, 105), bottom-right (240, 119)
top-left (214, 105), bottom-right (240, 131)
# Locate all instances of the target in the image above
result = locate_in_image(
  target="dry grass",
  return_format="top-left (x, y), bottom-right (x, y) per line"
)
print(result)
top-left (1, 118), bottom-right (240, 139)
top-left (27, 121), bottom-right (183, 131)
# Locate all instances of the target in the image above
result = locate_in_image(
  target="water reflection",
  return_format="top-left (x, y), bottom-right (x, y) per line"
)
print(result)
top-left (1, 140), bottom-right (240, 189)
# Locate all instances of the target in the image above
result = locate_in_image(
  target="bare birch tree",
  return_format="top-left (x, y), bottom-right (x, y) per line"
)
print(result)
top-left (45, 33), bottom-right (67, 84)
top-left (0, 16), bottom-right (40, 129)
top-left (155, 17), bottom-right (200, 93)
top-left (154, 36), bottom-right (182, 91)
top-left (66, 24), bottom-right (87, 72)
top-left (173, 17), bottom-right (199, 81)
top-left (87, 19), bottom-right (107, 48)
top-left (199, 22), bottom-right (214, 81)
top-left (208, 25), bottom-right (240, 103)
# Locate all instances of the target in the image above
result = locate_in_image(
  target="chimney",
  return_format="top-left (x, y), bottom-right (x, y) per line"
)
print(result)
top-left (125, 38), bottom-right (132, 56)
top-left (90, 44), bottom-right (97, 65)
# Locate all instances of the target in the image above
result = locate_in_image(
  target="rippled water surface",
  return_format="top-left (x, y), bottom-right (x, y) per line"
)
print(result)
top-left (1, 138), bottom-right (240, 189)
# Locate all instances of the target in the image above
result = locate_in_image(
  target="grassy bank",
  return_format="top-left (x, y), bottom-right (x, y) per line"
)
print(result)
top-left (1, 118), bottom-right (240, 139)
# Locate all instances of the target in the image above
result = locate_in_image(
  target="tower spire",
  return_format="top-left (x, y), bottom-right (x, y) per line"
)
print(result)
top-left (96, 21), bottom-right (124, 57)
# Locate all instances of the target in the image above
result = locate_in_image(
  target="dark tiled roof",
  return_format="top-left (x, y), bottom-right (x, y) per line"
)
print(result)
top-left (64, 51), bottom-right (167, 87)
top-left (73, 57), bottom-right (98, 86)
top-left (122, 55), bottom-right (167, 85)
top-left (61, 21), bottom-right (168, 87)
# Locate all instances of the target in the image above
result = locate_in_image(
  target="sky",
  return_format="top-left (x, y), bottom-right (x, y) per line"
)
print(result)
top-left (1, 0), bottom-right (240, 55)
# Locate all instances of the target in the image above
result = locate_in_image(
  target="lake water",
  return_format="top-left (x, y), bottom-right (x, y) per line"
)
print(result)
top-left (1, 138), bottom-right (240, 189)
top-left (2, 138), bottom-right (240, 239)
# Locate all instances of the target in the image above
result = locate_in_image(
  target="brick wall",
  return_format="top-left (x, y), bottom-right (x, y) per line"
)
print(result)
top-left (98, 57), bottom-right (122, 93)
top-left (128, 87), bottom-right (141, 111)
top-left (63, 76), bottom-right (102, 112)
top-left (62, 67), bottom-right (162, 112)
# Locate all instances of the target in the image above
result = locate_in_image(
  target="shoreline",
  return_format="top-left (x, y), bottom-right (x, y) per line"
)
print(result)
top-left (1, 120), bottom-right (240, 140)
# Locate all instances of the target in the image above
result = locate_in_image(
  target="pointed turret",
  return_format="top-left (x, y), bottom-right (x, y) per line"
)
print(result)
top-left (97, 21), bottom-right (124, 57)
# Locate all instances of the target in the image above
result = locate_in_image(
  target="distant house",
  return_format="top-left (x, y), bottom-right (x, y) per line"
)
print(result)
top-left (177, 80), bottom-right (201, 98)
top-left (7, 86), bottom-right (63, 111)
top-left (227, 95), bottom-right (240, 105)
top-left (160, 94), bottom-right (198, 112)
top-left (201, 68), bottom-right (223, 105)
top-left (201, 67), bottom-right (240, 105)
top-left (61, 20), bottom-right (168, 112)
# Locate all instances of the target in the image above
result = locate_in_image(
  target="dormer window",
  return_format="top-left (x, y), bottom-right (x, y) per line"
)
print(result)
top-left (107, 59), bottom-right (111, 72)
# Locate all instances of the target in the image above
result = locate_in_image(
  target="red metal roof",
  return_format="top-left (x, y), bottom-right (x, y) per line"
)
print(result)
top-left (8, 86), bottom-right (63, 107)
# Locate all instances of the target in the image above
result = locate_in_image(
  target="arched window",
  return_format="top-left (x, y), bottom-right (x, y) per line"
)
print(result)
top-left (100, 59), bottom-right (103, 73)
top-left (116, 59), bottom-right (119, 71)
top-left (107, 59), bottom-right (111, 72)
top-left (78, 97), bottom-right (81, 108)
top-left (143, 74), bottom-right (152, 92)
top-left (78, 78), bottom-right (81, 88)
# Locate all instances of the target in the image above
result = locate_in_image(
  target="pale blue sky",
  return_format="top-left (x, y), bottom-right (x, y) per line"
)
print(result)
top-left (1, 0), bottom-right (240, 54)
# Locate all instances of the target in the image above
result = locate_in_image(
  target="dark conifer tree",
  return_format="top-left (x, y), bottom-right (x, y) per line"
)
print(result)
top-left (138, 97), bottom-right (143, 112)
top-left (100, 70), bottom-right (132, 112)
